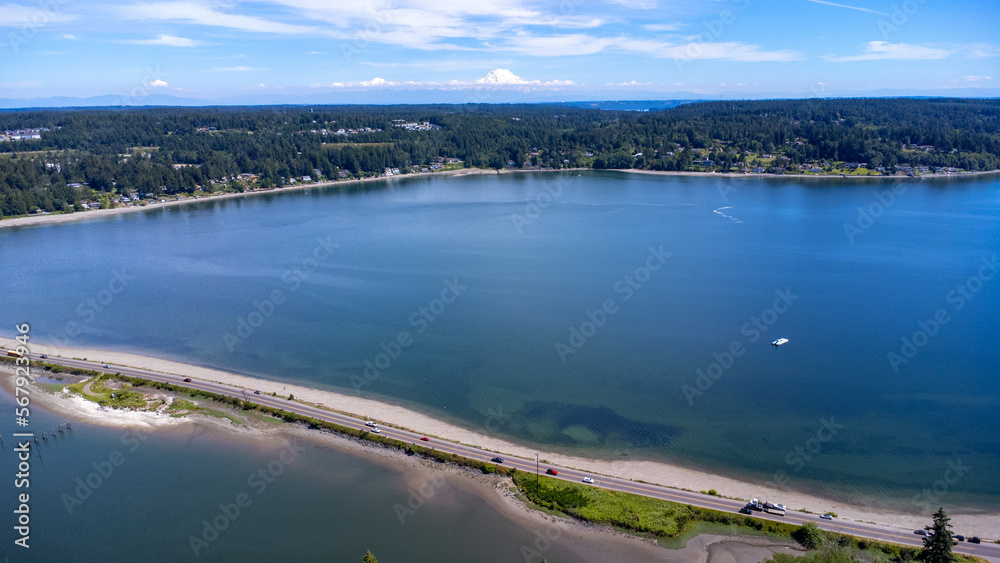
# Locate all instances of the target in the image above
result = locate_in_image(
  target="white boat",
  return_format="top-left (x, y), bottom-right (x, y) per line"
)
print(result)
top-left (772, 338), bottom-right (789, 347)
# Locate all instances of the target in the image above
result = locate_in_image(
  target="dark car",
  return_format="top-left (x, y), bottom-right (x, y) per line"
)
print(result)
top-left (968, 537), bottom-right (981, 544)
top-left (820, 514), bottom-right (834, 520)
top-left (739, 507), bottom-right (753, 515)
top-left (953, 535), bottom-right (965, 542)
top-left (254, 390), bottom-right (261, 395)
top-left (546, 469), bottom-right (558, 475)
top-left (491, 457), bottom-right (504, 464)
top-left (914, 530), bottom-right (929, 536)
top-left (39, 354), bottom-right (47, 359)
top-left (183, 378), bottom-right (192, 382)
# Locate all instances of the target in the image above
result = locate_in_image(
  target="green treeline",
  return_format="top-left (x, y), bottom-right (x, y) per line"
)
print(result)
top-left (1, 98), bottom-right (998, 217)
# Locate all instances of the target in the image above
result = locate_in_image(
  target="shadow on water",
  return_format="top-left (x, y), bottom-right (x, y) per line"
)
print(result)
top-left (513, 401), bottom-right (683, 450)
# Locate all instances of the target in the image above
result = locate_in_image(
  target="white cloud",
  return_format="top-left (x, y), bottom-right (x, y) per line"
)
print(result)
top-left (359, 77), bottom-right (395, 87)
top-left (127, 34), bottom-right (203, 47)
top-left (328, 70), bottom-right (574, 90)
top-left (824, 41), bottom-right (953, 61)
top-left (607, 80), bottom-right (652, 86)
top-left (965, 75), bottom-right (992, 82)
top-left (123, 2), bottom-right (319, 35)
top-left (0, 4), bottom-right (77, 26)
top-left (504, 33), bottom-right (615, 56)
top-left (146, 79), bottom-right (169, 87)
top-left (504, 33), bottom-right (801, 61)
top-left (213, 66), bottom-right (266, 72)
top-left (61, 34), bottom-right (77, 40)
top-left (804, 0), bottom-right (887, 16)
top-left (608, 0), bottom-right (657, 8)
top-left (642, 23), bottom-right (682, 32)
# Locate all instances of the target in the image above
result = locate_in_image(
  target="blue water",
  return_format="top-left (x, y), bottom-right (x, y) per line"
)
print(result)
top-left (0, 386), bottom-right (619, 561)
top-left (2, 171), bottom-right (998, 512)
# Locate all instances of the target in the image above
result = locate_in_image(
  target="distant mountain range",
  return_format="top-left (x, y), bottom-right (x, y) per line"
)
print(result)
top-left (0, 87), bottom-right (996, 110)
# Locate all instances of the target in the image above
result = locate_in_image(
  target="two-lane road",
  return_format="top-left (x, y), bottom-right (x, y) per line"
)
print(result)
top-left (26, 353), bottom-right (1000, 561)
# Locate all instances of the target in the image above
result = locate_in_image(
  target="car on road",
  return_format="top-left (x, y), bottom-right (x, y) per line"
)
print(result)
top-left (491, 457), bottom-right (504, 464)
top-left (820, 514), bottom-right (834, 520)
top-left (371, 427), bottom-right (381, 433)
top-left (914, 530), bottom-right (929, 536)
top-left (739, 506), bottom-right (753, 515)
top-left (968, 537), bottom-right (980, 544)
top-left (365, 421), bottom-right (377, 428)
top-left (183, 378), bottom-right (192, 382)
top-left (775, 504), bottom-right (786, 511)
top-left (546, 469), bottom-right (558, 475)
top-left (953, 535), bottom-right (965, 542)
top-left (254, 390), bottom-right (261, 395)
top-left (40, 354), bottom-right (47, 359)
top-left (420, 437), bottom-right (430, 442)
top-left (103, 364), bottom-right (110, 368)
top-left (582, 477), bottom-right (594, 484)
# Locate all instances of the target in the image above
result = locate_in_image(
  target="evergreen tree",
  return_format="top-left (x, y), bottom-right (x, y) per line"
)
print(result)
top-left (363, 549), bottom-right (378, 563)
top-left (920, 507), bottom-right (955, 563)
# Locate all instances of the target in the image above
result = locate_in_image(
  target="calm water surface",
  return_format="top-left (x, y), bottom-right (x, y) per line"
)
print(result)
top-left (2, 171), bottom-right (998, 512)
top-left (0, 389), bottom-right (617, 561)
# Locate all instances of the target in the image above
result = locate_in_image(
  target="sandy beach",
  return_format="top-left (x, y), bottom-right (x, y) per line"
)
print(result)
top-left (5, 335), bottom-right (998, 539)
top-left (3, 167), bottom-right (995, 231)
top-left (5, 361), bottom-right (815, 563)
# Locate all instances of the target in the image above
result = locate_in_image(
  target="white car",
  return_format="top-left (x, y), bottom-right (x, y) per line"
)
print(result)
top-left (776, 504), bottom-right (786, 511)
top-left (365, 421), bottom-right (377, 427)
top-left (371, 427), bottom-right (381, 433)
top-left (582, 477), bottom-right (595, 484)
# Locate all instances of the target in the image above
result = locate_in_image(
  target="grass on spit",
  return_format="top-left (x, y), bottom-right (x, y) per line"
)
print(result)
top-left (511, 471), bottom-right (802, 540)
top-left (68, 377), bottom-right (147, 409)
top-left (51, 371), bottom-right (986, 563)
top-left (512, 471), bottom-right (692, 536)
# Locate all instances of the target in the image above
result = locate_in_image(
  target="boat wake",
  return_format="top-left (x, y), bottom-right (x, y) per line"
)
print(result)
top-left (712, 206), bottom-right (743, 223)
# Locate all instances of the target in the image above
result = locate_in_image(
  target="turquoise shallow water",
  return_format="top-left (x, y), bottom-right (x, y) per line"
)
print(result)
top-left (2, 171), bottom-right (998, 512)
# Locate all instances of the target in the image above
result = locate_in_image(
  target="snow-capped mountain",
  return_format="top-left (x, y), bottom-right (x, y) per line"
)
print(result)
top-left (475, 69), bottom-right (529, 85)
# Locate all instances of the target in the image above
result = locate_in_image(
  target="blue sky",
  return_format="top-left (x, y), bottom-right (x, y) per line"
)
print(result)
top-left (0, 0), bottom-right (997, 101)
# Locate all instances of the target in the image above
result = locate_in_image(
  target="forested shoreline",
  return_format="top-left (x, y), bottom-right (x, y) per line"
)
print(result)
top-left (1, 98), bottom-right (998, 218)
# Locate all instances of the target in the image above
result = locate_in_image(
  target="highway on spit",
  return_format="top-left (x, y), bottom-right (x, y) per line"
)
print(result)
top-left (33, 353), bottom-right (999, 562)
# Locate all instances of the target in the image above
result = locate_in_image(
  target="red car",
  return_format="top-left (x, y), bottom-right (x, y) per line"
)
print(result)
top-left (183, 378), bottom-right (192, 383)
top-left (546, 469), bottom-right (558, 475)
top-left (420, 437), bottom-right (430, 442)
